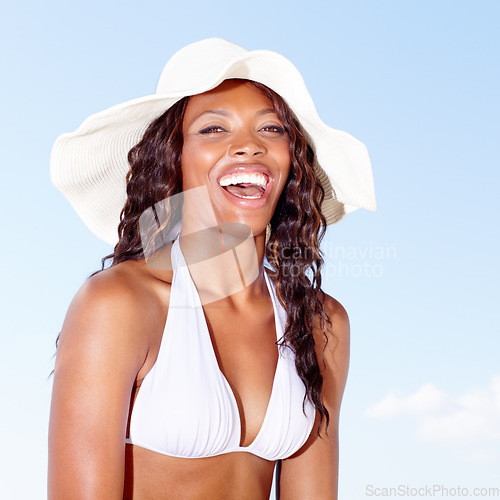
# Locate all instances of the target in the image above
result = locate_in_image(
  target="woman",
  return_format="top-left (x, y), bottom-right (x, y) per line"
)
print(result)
top-left (48, 39), bottom-right (376, 499)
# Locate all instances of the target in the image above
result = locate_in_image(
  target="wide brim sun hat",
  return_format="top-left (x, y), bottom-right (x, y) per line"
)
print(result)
top-left (50, 38), bottom-right (376, 247)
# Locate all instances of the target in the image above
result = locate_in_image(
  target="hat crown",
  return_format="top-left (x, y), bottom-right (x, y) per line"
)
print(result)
top-left (156, 38), bottom-right (248, 95)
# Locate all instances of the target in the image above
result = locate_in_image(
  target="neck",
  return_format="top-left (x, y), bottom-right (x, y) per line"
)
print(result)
top-left (178, 224), bottom-right (269, 310)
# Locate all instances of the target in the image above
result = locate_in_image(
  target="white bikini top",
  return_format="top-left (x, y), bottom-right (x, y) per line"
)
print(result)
top-left (125, 238), bottom-right (316, 460)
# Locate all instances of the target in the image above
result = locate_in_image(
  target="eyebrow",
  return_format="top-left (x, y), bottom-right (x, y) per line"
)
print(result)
top-left (256, 108), bottom-right (277, 116)
top-left (193, 108), bottom-right (278, 121)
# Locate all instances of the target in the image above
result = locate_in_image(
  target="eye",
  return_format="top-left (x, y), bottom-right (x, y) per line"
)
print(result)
top-left (199, 125), bottom-right (226, 134)
top-left (260, 125), bottom-right (285, 134)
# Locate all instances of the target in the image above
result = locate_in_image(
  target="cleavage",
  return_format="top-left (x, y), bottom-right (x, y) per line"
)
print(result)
top-left (202, 302), bottom-right (278, 447)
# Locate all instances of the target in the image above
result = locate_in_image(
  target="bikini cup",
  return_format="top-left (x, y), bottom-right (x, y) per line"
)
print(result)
top-left (125, 238), bottom-right (316, 460)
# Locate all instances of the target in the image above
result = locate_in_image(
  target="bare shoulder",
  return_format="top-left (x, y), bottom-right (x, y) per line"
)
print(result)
top-left (313, 292), bottom-right (350, 354)
top-left (313, 292), bottom-right (351, 414)
top-left (323, 293), bottom-right (349, 321)
top-left (56, 260), bottom-right (170, 378)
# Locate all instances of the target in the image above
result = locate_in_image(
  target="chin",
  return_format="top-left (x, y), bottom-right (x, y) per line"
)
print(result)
top-left (217, 214), bottom-right (269, 237)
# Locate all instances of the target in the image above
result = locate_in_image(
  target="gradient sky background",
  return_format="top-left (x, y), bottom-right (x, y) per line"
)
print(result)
top-left (1, 1), bottom-right (499, 498)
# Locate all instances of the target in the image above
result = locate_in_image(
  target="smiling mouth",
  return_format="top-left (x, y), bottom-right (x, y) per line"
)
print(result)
top-left (218, 172), bottom-right (269, 199)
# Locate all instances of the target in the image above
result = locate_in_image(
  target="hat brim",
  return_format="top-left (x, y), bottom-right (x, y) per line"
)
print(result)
top-left (51, 39), bottom-right (376, 246)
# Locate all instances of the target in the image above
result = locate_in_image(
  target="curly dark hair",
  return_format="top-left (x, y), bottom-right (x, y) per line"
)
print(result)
top-left (91, 80), bottom-right (333, 434)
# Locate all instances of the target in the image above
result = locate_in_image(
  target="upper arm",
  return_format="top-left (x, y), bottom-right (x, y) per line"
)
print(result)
top-left (279, 294), bottom-right (350, 500)
top-left (48, 272), bottom-right (151, 499)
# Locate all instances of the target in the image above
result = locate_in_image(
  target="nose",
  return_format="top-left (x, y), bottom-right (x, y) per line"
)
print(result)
top-left (228, 131), bottom-right (267, 157)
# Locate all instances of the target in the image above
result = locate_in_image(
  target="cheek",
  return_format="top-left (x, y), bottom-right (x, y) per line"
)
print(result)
top-left (277, 142), bottom-right (292, 179)
top-left (183, 141), bottom-right (216, 162)
top-left (181, 141), bottom-right (219, 186)
top-left (273, 143), bottom-right (292, 198)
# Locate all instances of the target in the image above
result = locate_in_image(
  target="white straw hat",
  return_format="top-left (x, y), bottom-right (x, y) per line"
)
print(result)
top-left (50, 38), bottom-right (376, 247)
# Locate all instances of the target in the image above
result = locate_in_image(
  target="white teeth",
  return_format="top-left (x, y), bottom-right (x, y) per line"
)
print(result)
top-left (219, 172), bottom-right (268, 187)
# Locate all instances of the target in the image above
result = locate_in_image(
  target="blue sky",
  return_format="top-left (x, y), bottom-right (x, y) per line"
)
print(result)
top-left (1, 0), bottom-right (499, 498)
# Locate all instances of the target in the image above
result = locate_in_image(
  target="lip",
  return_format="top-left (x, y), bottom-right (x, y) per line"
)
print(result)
top-left (215, 163), bottom-right (275, 210)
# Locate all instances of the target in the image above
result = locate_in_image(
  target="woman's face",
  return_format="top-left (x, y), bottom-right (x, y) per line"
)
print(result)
top-left (181, 80), bottom-right (291, 238)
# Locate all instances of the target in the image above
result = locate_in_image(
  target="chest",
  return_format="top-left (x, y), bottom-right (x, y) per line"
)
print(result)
top-left (202, 304), bottom-right (279, 446)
